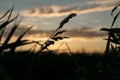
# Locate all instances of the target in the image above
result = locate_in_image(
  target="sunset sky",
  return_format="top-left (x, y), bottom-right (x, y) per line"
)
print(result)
top-left (0, 0), bottom-right (120, 53)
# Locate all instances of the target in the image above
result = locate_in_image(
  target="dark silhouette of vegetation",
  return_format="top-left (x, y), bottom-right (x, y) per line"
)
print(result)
top-left (0, 6), bottom-right (33, 54)
top-left (0, 52), bottom-right (120, 80)
top-left (39, 13), bottom-right (76, 52)
top-left (0, 3), bottom-right (120, 80)
top-left (101, 3), bottom-right (120, 56)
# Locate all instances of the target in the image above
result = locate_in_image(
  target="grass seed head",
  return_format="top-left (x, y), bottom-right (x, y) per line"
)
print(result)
top-left (59, 13), bottom-right (76, 29)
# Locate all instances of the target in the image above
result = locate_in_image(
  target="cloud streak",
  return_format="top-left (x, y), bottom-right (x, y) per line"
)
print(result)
top-left (21, 0), bottom-right (119, 17)
top-left (64, 27), bottom-right (106, 38)
top-left (3, 26), bottom-right (106, 40)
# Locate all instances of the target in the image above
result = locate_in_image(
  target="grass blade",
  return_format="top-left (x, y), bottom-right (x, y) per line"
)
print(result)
top-left (111, 4), bottom-right (120, 16)
top-left (109, 33), bottom-right (118, 41)
top-left (51, 36), bottom-right (64, 41)
top-left (0, 40), bottom-right (33, 50)
top-left (100, 28), bottom-right (120, 33)
top-left (0, 14), bottom-right (18, 30)
top-left (3, 16), bottom-right (21, 45)
top-left (7, 5), bottom-right (14, 21)
top-left (111, 11), bottom-right (120, 28)
top-left (0, 9), bottom-right (10, 20)
top-left (54, 30), bottom-right (66, 36)
top-left (0, 28), bottom-right (6, 44)
top-left (109, 39), bottom-right (120, 44)
top-left (8, 26), bottom-right (33, 53)
top-left (16, 26), bottom-right (33, 41)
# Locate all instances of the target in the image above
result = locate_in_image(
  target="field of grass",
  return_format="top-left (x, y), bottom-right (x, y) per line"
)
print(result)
top-left (0, 3), bottom-right (120, 80)
top-left (0, 51), bottom-right (120, 80)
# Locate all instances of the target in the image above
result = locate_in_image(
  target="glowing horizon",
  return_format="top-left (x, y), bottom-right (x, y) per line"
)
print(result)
top-left (0, 0), bottom-right (120, 53)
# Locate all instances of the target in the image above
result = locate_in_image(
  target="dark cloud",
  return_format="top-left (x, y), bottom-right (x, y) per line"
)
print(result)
top-left (65, 28), bottom-right (106, 38)
top-left (3, 26), bottom-right (106, 39)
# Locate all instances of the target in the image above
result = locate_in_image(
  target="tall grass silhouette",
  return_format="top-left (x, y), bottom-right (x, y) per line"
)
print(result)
top-left (0, 5), bottom-right (77, 55)
top-left (101, 3), bottom-right (120, 56)
top-left (0, 6), bottom-right (33, 54)
top-left (0, 3), bottom-right (120, 80)
top-left (39, 13), bottom-right (76, 53)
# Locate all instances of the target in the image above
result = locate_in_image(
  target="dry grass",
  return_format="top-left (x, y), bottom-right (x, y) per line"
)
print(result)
top-left (0, 6), bottom-right (33, 54)
top-left (0, 3), bottom-right (120, 80)
top-left (100, 3), bottom-right (120, 55)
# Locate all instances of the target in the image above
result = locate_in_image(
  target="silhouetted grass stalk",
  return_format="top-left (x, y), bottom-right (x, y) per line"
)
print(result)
top-left (39, 13), bottom-right (76, 52)
top-left (0, 7), bottom-right (34, 54)
top-left (101, 3), bottom-right (120, 55)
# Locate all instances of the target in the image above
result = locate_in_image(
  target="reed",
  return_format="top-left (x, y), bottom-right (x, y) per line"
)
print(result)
top-left (39, 13), bottom-right (76, 53)
top-left (0, 7), bottom-right (33, 54)
top-left (100, 3), bottom-right (120, 55)
top-left (0, 3), bottom-right (120, 80)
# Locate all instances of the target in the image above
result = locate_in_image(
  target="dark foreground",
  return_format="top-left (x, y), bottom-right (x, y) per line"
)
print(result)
top-left (0, 51), bottom-right (120, 80)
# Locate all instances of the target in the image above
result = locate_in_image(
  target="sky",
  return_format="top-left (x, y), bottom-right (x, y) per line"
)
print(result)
top-left (0, 0), bottom-right (120, 53)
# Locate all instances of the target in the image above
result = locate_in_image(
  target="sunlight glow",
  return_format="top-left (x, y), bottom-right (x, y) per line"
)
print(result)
top-left (21, 36), bottom-right (106, 53)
